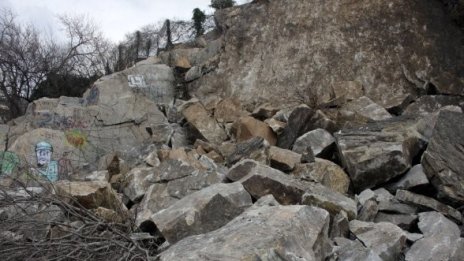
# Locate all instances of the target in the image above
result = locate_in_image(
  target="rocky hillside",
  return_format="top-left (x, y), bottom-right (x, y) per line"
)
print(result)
top-left (1, 0), bottom-right (464, 260)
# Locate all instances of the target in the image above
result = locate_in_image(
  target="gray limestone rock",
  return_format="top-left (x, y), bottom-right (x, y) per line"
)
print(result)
top-left (225, 137), bottom-right (270, 167)
top-left (277, 105), bottom-right (315, 149)
top-left (191, 0), bottom-right (464, 110)
top-left (395, 190), bottom-right (462, 223)
top-left (228, 159), bottom-right (356, 219)
top-left (151, 182), bottom-right (252, 244)
top-left (406, 212), bottom-right (462, 261)
top-left (421, 111), bottom-right (464, 207)
top-left (330, 211), bottom-right (350, 239)
top-left (291, 159), bottom-right (351, 194)
top-left (341, 96), bottom-right (393, 122)
top-left (336, 118), bottom-right (426, 192)
top-left (374, 212), bottom-right (418, 231)
top-left (269, 146), bottom-right (301, 172)
top-left (403, 95), bottom-right (464, 116)
top-left (331, 237), bottom-right (382, 261)
top-left (135, 160), bottom-right (223, 227)
top-left (158, 205), bottom-right (332, 260)
top-left (349, 220), bottom-right (407, 261)
top-left (292, 128), bottom-right (336, 158)
top-left (122, 167), bottom-right (155, 202)
top-left (358, 199), bottom-right (379, 222)
top-left (377, 200), bottom-right (418, 215)
top-left (386, 164), bottom-right (429, 192)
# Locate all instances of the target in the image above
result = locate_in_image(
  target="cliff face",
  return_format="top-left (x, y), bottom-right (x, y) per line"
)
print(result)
top-left (190, 0), bottom-right (464, 111)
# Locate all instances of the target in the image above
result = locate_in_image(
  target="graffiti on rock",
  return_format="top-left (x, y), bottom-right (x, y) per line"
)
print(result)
top-left (128, 75), bottom-right (147, 88)
top-left (35, 113), bottom-right (90, 130)
top-left (0, 151), bottom-right (20, 176)
top-left (86, 85), bottom-right (100, 105)
top-left (35, 141), bottom-right (58, 182)
top-left (65, 129), bottom-right (88, 149)
top-left (58, 152), bottom-right (73, 179)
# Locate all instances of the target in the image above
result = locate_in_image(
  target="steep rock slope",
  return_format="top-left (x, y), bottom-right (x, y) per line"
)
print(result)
top-left (190, 0), bottom-right (464, 111)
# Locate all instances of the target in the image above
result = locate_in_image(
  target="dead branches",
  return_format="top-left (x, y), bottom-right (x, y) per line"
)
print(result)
top-left (0, 175), bottom-right (161, 261)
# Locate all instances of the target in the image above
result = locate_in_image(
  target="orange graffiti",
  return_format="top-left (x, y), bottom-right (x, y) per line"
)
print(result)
top-left (65, 130), bottom-right (87, 149)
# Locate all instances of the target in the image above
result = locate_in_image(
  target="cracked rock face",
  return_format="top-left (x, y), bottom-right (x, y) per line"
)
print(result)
top-left (335, 118), bottom-right (426, 192)
top-left (421, 111), bottom-right (464, 207)
top-left (190, 0), bottom-right (464, 110)
top-left (158, 205), bottom-right (332, 260)
top-left (151, 182), bottom-right (252, 244)
top-left (7, 61), bottom-right (172, 173)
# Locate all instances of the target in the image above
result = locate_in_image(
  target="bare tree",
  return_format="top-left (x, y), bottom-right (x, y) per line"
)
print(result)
top-left (0, 9), bottom-right (110, 120)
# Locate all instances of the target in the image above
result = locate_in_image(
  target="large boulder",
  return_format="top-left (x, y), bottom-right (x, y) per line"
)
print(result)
top-left (190, 0), bottom-right (464, 110)
top-left (349, 220), bottom-right (407, 261)
top-left (227, 159), bottom-right (356, 219)
top-left (53, 181), bottom-right (125, 213)
top-left (292, 128), bottom-right (336, 158)
top-left (395, 190), bottom-right (462, 223)
top-left (277, 105), bottom-right (315, 149)
top-left (292, 159), bottom-right (351, 194)
top-left (6, 60), bottom-right (172, 174)
top-left (336, 118), bottom-right (426, 192)
top-left (406, 212), bottom-right (462, 261)
top-left (158, 205), bottom-right (332, 260)
top-left (135, 160), bottom-right (223, 227)
top-left (421, 111), bottom-right (464, 207)
top-left (232, 116), bottom-right (277, 145)
top-left (403, 95), bottom-right (464, 116)
top-left (181, 100), bottom-right (228, 144)
top-left (268, 146), bottom-right (301, 172)
top-left (151, 183), bottom-right (252, 243)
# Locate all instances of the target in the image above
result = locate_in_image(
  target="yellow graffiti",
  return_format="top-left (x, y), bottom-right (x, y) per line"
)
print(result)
top-left (65, 130), bottom-right (87, 149)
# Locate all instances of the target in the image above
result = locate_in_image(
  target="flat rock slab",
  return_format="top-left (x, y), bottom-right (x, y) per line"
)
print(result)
top-left (292, 159), bottom-right (351, 194)
top-left (292, 128), bottom-right (335, 157)
top-left (386, 164), bottom-right (429, 192)
top-left (332, 237), bottom-right (382, 261)
top-left (54, 181), bottom-right (125, 212)
top-left (151, 182), bottom-right (252, 244)
top-left (336, 118), bottom-right (426, 192)
top-left (421, 111), bottom-right (464, 206)
top-left (233, 116), bottom-right (277, 145)
top-left (269, 146), bottom-right (301, 172)
top-left (403, 95), bottom-right (464, 116)
top-left (349, 220), bottom-right (407, 261)
top-left (181, 100), bottom-right (227, 144)
top-left (135, 160), bottom-right (223, 227)
top-left (406, 212), bottom-right (462, 261)
top-left (228, 159), bottom-right (356, 219)
top-left (395, 190), bottom-right (462, 223)
top-left (341, 96), bottom-right (392, 122)
top-left (158, 205), bottom-right (332, 261)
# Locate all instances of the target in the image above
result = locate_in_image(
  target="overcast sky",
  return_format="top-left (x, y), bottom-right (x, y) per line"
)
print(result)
top-left (1, 0), bottom-right (249, 42)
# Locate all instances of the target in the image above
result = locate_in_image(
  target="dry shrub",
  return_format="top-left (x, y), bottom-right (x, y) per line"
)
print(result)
top-left (0, 174), bottom-right (162, 261)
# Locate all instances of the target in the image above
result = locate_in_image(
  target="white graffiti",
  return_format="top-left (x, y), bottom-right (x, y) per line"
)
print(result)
top-left (128, 75), bottom-right (147, 88)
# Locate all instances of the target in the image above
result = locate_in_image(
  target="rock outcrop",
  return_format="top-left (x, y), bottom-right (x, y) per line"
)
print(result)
top-left (190, 0), bottom-right (464, 111)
